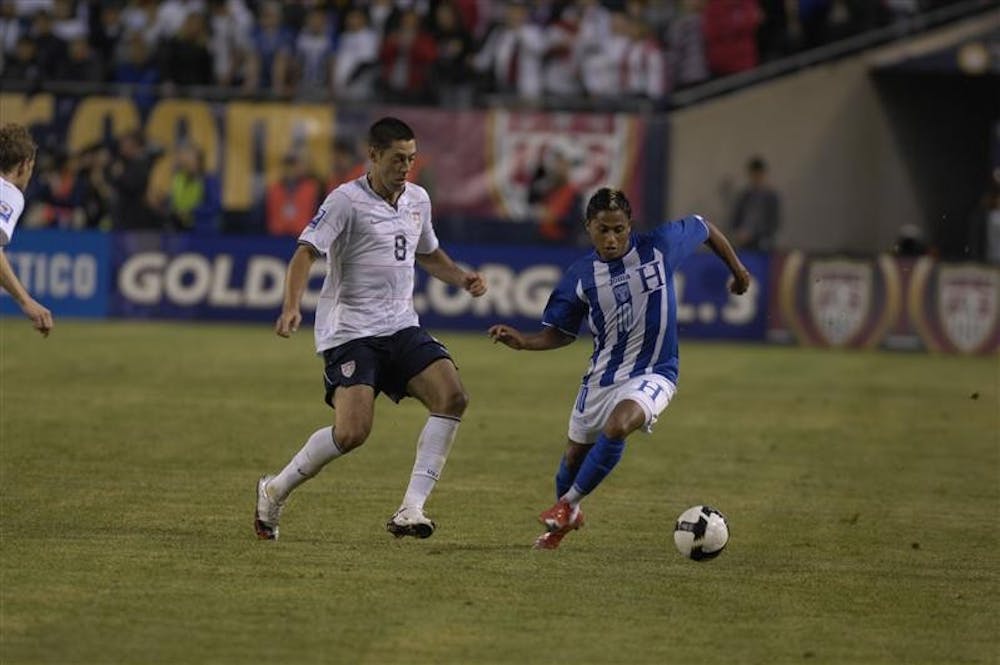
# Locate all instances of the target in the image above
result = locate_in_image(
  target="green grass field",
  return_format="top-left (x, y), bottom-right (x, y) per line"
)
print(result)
top-left (1, 320), bottom-right (997, 665)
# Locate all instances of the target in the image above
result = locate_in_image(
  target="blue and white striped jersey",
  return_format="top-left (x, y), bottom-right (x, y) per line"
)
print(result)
top-left (542, 215), bottom-right (710, 386)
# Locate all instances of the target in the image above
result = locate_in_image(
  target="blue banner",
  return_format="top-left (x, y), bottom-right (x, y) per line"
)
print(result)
top-left (112, 232), bottom-right (302, 321)
top-left (0, 229), bottom-right (110, 317)
top-left (4, 229), bottom-right (768, 341)
top-left (674, 250), bottom-right (769, 340)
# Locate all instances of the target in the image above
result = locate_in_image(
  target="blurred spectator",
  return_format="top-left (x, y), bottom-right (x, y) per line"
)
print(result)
top-left (14, 0), bottom-right (53, 14)
top-left (246, 0), bottom-right (293, 95)
top-left (87, 1), bottom-right (126, 66)
top-left (149, 0), bottom-right (205, 45)
top-left (35, 149), bottom-right (83, 229)
top-left (51, 0), bottom-right (86, 42)
top-left (76, 144), bottom-right (112, 230)
top-left (529, 142), bottom-right (583, 244)
top-left (368, 0), bottom-right (396, 38)
top-left (703, 0), bottom-right (761, 77)
top-left (757, 0), bottom-right (791, 60)
top-left (60, 35), bottom-right (104, 82)
top-left (586, 11), bottom-right (633, 98)
top-left (115, 32), bottom-right (160, 111)
top-left (121, 0), bottom-right (157, 44)
top-left (31, 10), bottom-right (68, 79)
top-left (379, 9), bottom-right (437, 103)
top-left (430, 1), bottom-right (475, 106)
top-left (668, 0), bottom-right (709, 88)
top-left (107, 130), bottom-right (158, 230)
top-left (292, 8), bottom-right (335, 94)
top-left (207, 0), bottom-right (253, 87)
top-left (4, 35), bottom-right (42, 83)
top-left (577, 0), bottom-right (613, 96)
top-left (332, 7), bottom-right (378, 102)
top-left (158, 144), bottom-right (221, 233)
top-left (542, 5), bottom-right (583, 97)
top-left (472, 1), bottom-right (545, 99)
top-left (0, 1), bottom-right (22, 67)
top-left (967, 177), bottom-right (1000, 264)
top-left (158, 12), bottom-right (214, 87)
top-left (266, 151), bottom-right (322, 237)
top-left (893, 223), bottom-right (928, 257)
top-left (729, 156), bottom-right (781, 251)
top-left (625, 16), bottom-right (669, 100)
top-left (327, 136), bottom-right (366, 191)
top-left (796, 0), bottom-right (833, 49)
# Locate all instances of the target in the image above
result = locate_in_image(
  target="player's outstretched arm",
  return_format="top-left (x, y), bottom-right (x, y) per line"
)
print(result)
top-left (275, 244), bottom-right (317, 337)
top-left (0, 249), bottom-right (52, 337)
top-left (416, 248), bottom-right (486, 297)
top-left (703, 220), bottom-right (752, 295)
top-left (488, 324), bottom-right (573, 351)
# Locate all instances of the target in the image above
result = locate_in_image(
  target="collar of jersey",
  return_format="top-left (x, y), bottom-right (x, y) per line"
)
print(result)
top-left (363, 173), bottom-right (406, 208)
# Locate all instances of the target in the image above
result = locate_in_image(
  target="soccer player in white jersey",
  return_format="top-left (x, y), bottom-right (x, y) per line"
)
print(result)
top-left (255, 117), bottom-right (486, 540)
top-left (0, 123), bottom-right (53, 337)
top-left (489, 188), bottom-right (751, 549)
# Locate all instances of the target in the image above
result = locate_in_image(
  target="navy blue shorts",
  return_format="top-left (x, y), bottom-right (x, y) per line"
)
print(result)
top-left (321, 327), bottom-right (453, 406)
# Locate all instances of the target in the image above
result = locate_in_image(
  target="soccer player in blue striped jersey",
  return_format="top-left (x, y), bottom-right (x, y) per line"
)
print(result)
top-left (488, 187), bottom-right (751, 549)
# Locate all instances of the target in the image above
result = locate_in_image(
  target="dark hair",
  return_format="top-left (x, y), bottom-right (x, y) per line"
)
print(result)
top-left (368, 117), bottom-right (415, 152)
top-left (0, 123), bottom-right (37, 172)
top-left (747, 156), bottom-right (767, 173)
top-left (585, 187), bottom-right (632, 222)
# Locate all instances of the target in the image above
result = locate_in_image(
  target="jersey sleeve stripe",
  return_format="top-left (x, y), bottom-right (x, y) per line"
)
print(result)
top-left (297, 239), bottom-right (324, 256)
top-left (541, 321), bottom-right (578, 338)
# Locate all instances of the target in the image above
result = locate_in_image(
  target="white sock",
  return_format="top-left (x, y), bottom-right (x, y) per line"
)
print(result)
top-left (401, 414), bottom-right (460, 510)
top-left (561, 487), bottom-right (585, 509)
top-left (269, 427), bottom-right (343, 501)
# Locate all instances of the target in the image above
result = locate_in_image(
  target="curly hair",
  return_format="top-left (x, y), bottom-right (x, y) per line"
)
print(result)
top-left (0, 123), bottom-right (37, 173)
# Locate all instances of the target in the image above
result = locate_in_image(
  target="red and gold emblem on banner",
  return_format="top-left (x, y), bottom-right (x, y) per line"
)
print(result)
top-left (486, 110), bottom-right (637, 219)
top-left (909, 259), bottom-right (1000, 354)
top-left (778, 252), bottom-right (902, 348)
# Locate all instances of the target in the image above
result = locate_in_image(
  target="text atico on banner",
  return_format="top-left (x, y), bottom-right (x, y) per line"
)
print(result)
top-left (0, 229), bottom-right (110, 317)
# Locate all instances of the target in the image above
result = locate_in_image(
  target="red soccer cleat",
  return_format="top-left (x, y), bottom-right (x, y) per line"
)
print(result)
top-left (533, 508), bottom-right (585, 550)
top-left (539, 500), bottom-right (574, 532)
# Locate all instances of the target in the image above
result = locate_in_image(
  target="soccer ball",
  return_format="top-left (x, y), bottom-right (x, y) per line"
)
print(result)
top-left (673, 505), bottom-right (729, 561)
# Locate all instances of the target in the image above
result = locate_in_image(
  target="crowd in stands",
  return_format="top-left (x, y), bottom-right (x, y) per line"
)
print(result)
top-left (0, 0), bottom-right (972, 105)
top-left (4, 0), bottom-right (983, 246)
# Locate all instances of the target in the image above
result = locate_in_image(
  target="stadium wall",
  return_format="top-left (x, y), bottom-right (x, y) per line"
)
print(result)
top-left (2, 230), bottom-right (996, 355)
top-left (668, 10), bottom-right (999, 255)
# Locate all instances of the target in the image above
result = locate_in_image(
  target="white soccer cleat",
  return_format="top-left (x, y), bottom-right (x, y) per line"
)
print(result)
top-left (386, 505), bottom-right (436, 539)
top-left (254, 475), bottom-right (283, 540)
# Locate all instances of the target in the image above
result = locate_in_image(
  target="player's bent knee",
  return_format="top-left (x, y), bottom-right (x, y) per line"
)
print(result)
top-left (602, 419), bottom-right (636, 441)
top-left (436, 389), bottom-right (469, 417)
top-left (333, 425), bottom-right (371, 452)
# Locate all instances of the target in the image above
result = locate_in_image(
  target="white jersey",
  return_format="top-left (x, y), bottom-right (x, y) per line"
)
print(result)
top-left (298, 175), bottom-right (439, 353)
top-left (0, 175), bottom-right (26, 247)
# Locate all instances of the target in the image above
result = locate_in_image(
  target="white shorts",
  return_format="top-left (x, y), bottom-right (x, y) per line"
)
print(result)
top-left (567, 374), bottom-right (677, 444)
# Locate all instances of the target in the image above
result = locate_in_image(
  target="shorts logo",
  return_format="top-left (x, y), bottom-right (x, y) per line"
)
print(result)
top-left (340, 360), bottom-right (356, 378)
top-left (0, 201), bottom-right (13, 222)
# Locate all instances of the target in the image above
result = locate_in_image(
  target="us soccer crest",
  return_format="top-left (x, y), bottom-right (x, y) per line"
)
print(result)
top-left (487, 110), bottom-right (636, 219)
top-left (908, 259), bottom-right (1000, 354)
top-left (340, 361), bottom-right (355, 378)
top-left (777, 252), bottom-right (901, 348)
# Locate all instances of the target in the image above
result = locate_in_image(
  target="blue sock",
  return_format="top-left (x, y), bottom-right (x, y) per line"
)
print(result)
top-left (555, 457), bottom-right (576, 499)
top-left (570, 433), bottom-right (626, 496)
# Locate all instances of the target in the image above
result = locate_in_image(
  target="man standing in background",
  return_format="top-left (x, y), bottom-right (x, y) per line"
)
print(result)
top-left (730, 155), bottom-right (781, 252)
